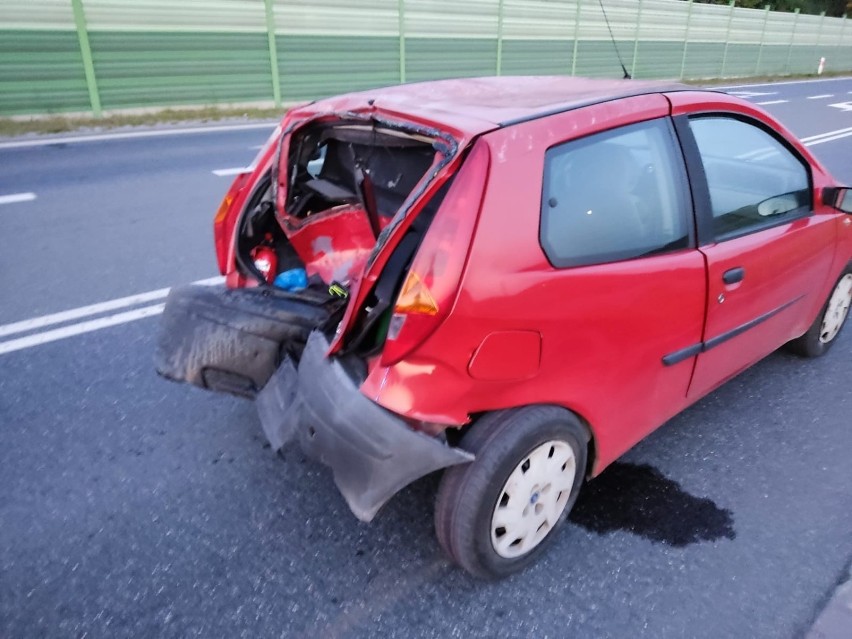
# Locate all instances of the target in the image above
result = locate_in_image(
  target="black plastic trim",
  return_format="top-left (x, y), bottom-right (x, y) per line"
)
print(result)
top-left (704, 295), bottom-right (803, 350)
top-left (723, 266), bottom-right (745, 285)
top-left (662, 295), bottom-right (804, 366)
top-left (661, 343), bottom-right (703, 367)
top-left (671, 114), bottom-right (715, 247)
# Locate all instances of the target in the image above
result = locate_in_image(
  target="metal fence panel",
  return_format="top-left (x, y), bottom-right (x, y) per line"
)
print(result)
top-left (277, 35), bottom-right (400, 101)
top-left (274, 0), bottom-right (400, 37)
top-left (1, 0), bottom-right (850, 116)
top-left (0, 29), bottom-right (91, 114)
top-left (0, 0), bottom-right (76, 30)
top-left (83, 0), bottom-right (266, 33)
top-left (89, 31), bottom-right (274, 109)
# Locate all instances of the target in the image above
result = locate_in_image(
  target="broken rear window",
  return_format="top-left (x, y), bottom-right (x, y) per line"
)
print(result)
top-left (284, 122), bottom-right (438, 222)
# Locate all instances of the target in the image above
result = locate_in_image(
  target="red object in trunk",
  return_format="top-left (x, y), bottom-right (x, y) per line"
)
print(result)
top-left (250, 245), bottom-right (277, 284)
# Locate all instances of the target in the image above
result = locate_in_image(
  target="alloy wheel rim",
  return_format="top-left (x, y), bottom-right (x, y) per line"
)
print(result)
top-left (490, 440), bottom-right (576, 559)
top-left (820, 274), bottom-right (852, 344)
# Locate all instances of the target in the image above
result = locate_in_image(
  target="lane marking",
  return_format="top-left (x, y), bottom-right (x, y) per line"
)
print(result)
top-left (800, 126), bottom-right (852, 143)
top-left (755, 99), bottom-right (789, 105)
top-left (0, 122), bottom-right (278, 151)
top-left (0, 275), bottom-right (223, 340)
top-left (805, 130), bottom-right (852, 146)
top-left (828, 101), bottom-right (852, 113)
top-left (713, 76), bottom-right (852, 90)
top-left (806, 94), bottom-right (834, 100)
top-left (0, 192), bottom-right (36, 205)
top-left (212, 166), bottom-right (252, 177)
top-left (0, 304), bottom-right (166, 356)
top-left (728, 90), bottom-right (777, 98)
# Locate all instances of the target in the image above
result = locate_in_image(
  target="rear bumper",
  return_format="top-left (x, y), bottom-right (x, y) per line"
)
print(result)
top-left (257, 331), bottom-right (474, 522)
top-left (155, 284), bottom-right (333, 397)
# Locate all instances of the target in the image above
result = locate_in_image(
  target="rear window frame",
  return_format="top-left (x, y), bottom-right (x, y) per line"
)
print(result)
top-left (538, 116), bottom-right (696, 270)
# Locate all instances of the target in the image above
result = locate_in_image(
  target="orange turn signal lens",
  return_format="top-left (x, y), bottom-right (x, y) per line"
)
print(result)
top-left (214, 193), bottom-right (235, 225)
top-left (394, 271), bottom-right (439, 315)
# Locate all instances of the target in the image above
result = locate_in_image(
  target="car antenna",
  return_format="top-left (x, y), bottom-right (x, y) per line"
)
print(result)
top-left (597, 0), bottom-right (631, 79)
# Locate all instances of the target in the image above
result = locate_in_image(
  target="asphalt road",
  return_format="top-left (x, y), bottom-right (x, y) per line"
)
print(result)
top-left (1, 77), bottom-right (851, 638)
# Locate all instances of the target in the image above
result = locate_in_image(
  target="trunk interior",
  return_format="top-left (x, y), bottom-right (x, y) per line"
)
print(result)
top-left (234, 119), bottom-right (453, 360)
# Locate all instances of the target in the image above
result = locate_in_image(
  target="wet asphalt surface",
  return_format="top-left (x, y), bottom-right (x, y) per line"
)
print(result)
top-left (1, 77), bottom-right (851, 638)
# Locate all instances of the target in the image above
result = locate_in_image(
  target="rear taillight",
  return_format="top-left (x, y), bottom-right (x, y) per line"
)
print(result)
top-left (213, 172), bottom-right (251, 275)
top-left (381, 141), bottom-right (490, 365)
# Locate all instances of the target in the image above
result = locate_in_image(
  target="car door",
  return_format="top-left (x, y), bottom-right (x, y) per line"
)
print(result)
top-left (672, 112), bottom-right (837, 400)
top-left (529, 114), bottom-right (708, 468)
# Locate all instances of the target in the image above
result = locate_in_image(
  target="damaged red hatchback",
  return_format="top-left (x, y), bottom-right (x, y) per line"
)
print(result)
top-left (157, 76), bottom-right (852, 579)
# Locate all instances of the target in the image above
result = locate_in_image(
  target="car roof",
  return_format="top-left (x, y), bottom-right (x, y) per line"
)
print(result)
top-left (299, 76), bottom-right (692, 135)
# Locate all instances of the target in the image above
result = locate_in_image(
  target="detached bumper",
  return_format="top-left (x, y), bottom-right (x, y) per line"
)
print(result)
top-left (155, 284), bottom-right (333, 397)
top-left (256, 331), bottom-right (474, 522)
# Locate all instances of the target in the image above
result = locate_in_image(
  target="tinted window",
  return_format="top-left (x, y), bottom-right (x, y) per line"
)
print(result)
top-left (689, 116), bottom-right (810, 241)
top-left (540, 119), bottom-right (690, 269)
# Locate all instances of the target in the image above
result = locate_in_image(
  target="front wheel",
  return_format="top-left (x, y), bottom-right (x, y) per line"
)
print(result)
top-left (787, 266), bottom-right (852, 358)
top-left (434, 406), bottom-right (588, 579)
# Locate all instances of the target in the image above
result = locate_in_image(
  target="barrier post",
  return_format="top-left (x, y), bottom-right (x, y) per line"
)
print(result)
top-left (720, 0), bottom-right (736, 78)
top-left (679, 0), bottom-right (694, 80)
top-left (784, 8), bottom-right (800, 74)
top-left (71, 0), bottom-right (102, 117)
top-left (631, 0), bottom-right (644, 78)
top-left (754, 4), bottom-right (770, 76)
top-left (496, 0), bottom-right (505, 75)
top-left (399, 0), bottom-right (407, 83)
top-left (571, 0), bottom-right (582, 75)
top-left (264, 0), bottom-right (282, 107)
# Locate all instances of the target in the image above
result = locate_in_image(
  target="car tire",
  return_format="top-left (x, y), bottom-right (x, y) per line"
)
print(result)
top-left (434, 405), bottom-right (588, 579)
top-left (786, 266), bottom-right (852, 358)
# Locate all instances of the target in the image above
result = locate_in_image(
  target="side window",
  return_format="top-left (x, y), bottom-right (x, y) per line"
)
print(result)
top-left (540, 118), bottom-right (690, 269)
top-left (688, 116), bottom-right (811, 241)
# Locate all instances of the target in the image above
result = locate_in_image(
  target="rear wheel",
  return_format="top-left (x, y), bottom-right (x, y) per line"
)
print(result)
top-left (787, 267), bottom-right (852, 358)
top-left (435, 406), bottom-right (588, 579)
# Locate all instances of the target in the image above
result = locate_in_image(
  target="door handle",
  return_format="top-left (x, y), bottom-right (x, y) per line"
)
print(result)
top-left (723, 267), bottom-right (745, 285)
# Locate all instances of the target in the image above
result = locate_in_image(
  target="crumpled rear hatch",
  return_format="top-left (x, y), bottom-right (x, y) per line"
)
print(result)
top-left (231, 110), bottom-right (472, 354)
top-left (157, 108), bottom-right (475, 396)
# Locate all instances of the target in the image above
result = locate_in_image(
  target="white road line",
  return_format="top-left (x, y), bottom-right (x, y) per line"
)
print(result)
top-left (0, 304), bottom-right (166, 356)
top-left (728, 91), bottom-right (777, 98)
top-left (0, 122), bottom-right (278, 151)
top-left (0, 275), bottom-right (223, 340)
top-left (805, 131), bottom-right (852, 146)
top-left (0, 192), bottom-right (36, 205)
top-left (212, 166), bottom-right (252, 177)
top-left (755, 99), bottom-right (789, 105)
top-left (800, 127), bottom-right (852, 143)
top-left (806, 94), bottom-right (834, 100)
top-left (713, 77), bottom-right (852, 90)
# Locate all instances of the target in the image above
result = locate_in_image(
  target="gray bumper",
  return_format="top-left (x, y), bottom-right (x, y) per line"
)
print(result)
top-left (256, 331), bottom-right (474, 522)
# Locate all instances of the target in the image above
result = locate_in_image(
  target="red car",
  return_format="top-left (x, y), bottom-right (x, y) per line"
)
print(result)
top-left (157, 76), bottom-right (852, 578)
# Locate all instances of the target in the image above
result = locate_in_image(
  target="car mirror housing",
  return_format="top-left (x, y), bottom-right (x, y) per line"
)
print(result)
top-left (823, 186), bottom-right (852, 214)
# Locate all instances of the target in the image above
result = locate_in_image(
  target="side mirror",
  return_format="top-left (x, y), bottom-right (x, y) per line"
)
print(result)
top-left (823, 187), bottom-right (852, 214)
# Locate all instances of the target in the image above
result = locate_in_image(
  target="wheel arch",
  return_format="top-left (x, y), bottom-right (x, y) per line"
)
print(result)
top-left (458, 402), bottom-right (599, 480)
